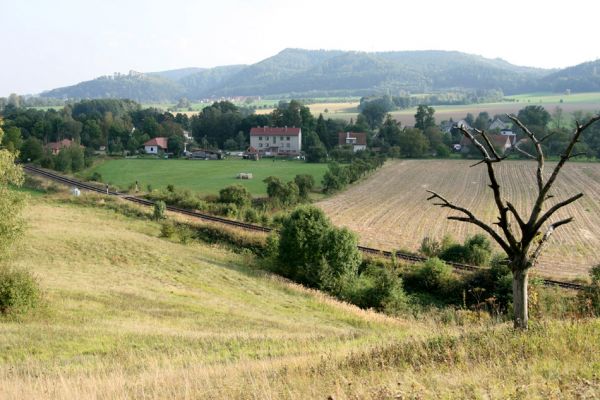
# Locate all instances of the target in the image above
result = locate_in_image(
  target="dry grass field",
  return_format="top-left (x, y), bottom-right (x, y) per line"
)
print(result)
top-left (318, 160), bottom-right (600, 280)
top-left (1, 195), bottom-right (600, 398)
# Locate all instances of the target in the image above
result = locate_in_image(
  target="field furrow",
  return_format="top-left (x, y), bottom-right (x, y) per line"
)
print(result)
top-left (318, 160), bottom-right (600, 279)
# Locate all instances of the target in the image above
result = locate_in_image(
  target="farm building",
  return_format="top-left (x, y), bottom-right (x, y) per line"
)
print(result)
top-left (249, 126), bottom-right (302, 155)
top-left (143, 137), bottom-right (168, 154)
top-left (187, 149), bottom-right (223, 160)
top-left (45, 139), bottom-right (82, 155)
top-left (338, 131), bottom-right (367, 152)
top-left (460, 133), bottom-right (513, 154)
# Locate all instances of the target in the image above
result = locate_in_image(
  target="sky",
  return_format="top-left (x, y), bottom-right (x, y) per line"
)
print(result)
top-left (1, 0), bottom-right (600, 96)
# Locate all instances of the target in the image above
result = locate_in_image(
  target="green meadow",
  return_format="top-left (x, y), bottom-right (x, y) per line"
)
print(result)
top-left (86, 158), bottom-right (329, 196)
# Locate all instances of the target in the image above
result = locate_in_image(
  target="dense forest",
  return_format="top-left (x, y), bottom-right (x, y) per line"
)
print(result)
top-left (33, 49), bottom-right (600, 102)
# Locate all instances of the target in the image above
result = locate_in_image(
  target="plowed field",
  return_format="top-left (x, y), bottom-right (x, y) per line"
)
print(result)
top-left (318, 160), bottom-right (600, 279)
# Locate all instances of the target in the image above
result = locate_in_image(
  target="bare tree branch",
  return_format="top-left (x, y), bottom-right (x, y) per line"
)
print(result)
top-left (511, 141), bottom-right (536, 159)
top-left (530, 217), bottom-right (574, 266)
top-left (507, 114), bottom-right (544, 193)
top-left (427, 190), bottom-right (511, 253)
top-left (506, 201), bottom-right (526, 231)
top-left (533, 192), bottom-right (584, 233)
top-left (526, 115), bottom-right (600, 227)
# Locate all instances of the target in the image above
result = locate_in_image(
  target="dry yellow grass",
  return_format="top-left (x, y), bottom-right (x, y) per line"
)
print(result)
top-left (2, 196), bottom-right (599, 399)
top-left (318, 159), bottom-right (600, 279)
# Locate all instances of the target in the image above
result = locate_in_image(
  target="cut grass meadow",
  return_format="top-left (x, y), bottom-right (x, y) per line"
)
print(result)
top-left (1, 193), bottom-right (599, 398)
top-left (85, 158), bottom-right (329, 196)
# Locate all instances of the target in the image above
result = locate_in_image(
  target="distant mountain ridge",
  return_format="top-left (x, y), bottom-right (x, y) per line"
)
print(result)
top-left (40, 48), bottom-right (599, 102)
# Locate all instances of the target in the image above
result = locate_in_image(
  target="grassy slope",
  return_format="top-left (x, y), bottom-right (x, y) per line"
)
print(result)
top-left (86, 158), bottom-right (328, 196)
top-left (1, 196), bottom-right (599, 399)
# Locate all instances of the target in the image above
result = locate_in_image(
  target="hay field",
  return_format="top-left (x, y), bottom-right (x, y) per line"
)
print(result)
top-left (2, 196), bottom-right (600, 398)
top-left (318, 160), bottom-right (600, 279)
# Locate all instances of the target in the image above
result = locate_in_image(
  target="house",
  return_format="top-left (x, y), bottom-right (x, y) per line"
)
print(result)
top-left (460, 133), bottom-right (513, 155)
top-left (45, 139), bottom-right (80, 155)
top-left (338, 132), bottom-right (367, 152)
top-left (143, 137), bottom-right (168, 154)
top-left (249, 126), bottom-right (302, 155)
top-left (187, 148), bottom-right (223, 160)
top-left (489, 118), bottom-right (509, 131)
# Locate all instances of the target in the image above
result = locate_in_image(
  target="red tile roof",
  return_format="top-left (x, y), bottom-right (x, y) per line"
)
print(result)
top-left (45, 139), bottom-right (75, 150)
top-left (143, 137), bottom-right (168, 149)
top-left (338, 132), bottom-right (367, 146)
top-left (250, 126), bottom-right (301, 136)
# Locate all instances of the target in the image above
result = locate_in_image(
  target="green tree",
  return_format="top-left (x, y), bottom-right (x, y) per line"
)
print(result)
top-left (294, 174), bottom-right (315, 200)
top-left (0, 123), bottom-right (25, 260)
top-left (398, 128), bottom-right (430, 157)
top-left (20, 137), bottom-right (44, 162)
top-left (414, 105), bottom-right (436, 131)
top-left (0, 126), bottom-right (22, 154)
top-left (277, 206), bottom-right (361, 289)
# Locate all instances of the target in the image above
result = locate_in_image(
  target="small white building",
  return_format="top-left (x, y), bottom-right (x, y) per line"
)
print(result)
top-left (249, 126), bottom-right (302, 155)
top-left (338, 131), bottom-right (367, 152)
top-left (143, 137), bottom-right (168, 154)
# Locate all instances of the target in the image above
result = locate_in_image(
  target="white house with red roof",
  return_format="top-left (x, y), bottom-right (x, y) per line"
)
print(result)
top-left (143, 137), bottom-right (168, 154)
top-left (249, 126), bottom-right (302, 155)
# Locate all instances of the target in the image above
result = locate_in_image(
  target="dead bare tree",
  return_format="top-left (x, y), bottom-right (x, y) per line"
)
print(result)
top-left (427, 114), bottom-right (600, 329)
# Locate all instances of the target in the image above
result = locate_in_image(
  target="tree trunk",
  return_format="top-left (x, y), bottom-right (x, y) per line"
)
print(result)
top-left (512, 268), bottom-right (529, 330)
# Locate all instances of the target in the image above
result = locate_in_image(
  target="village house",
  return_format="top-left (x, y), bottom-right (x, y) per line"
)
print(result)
top-left (143, 137), bottom-right (168, 154)
top-left (338, 131), bottom-right (367, 152)
top-left (460, 133), bottom-right (513, 155)
top-left (489, 118), bottom-right (510, 131)
top-left (45, 139), bottom-right (82, 155)
top-left (249, 126), bottom-right (302, 155)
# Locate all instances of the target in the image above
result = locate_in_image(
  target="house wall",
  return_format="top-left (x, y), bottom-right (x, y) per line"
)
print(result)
top-left (145, 145), bottom-right (158, 154)
top-left (250, 132), bottom-right (302, 154)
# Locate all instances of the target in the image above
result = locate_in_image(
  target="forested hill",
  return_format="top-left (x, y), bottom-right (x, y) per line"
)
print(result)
top-left (40, 49), bottom-right (599, 101)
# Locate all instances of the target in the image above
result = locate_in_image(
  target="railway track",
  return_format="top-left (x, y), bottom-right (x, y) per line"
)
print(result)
top-left (23, 164), bottom-right (586, 291)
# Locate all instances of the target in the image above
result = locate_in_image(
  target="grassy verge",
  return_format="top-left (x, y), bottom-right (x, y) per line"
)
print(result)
top-left (1, 194), bottom-right (598, 399)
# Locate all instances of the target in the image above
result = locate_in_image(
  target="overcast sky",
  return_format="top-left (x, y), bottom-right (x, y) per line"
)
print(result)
top-left (2, 0), bottom-right (599, 96)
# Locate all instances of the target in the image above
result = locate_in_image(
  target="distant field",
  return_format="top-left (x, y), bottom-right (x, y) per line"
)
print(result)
top-left (255, 92), bottom-right (600, 126)
top-left (318, 159), bottom-right (600, 279)
top-left (86, 158), bottom-right (328, 196)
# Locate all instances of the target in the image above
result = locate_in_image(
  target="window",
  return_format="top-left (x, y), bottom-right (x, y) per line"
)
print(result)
top-left (286, 143), bottom-right (290, 148)
top-left (273, 136), bottom-right (277, 143)
top-left (259, 143), bottom-right (263, 147)
top-left (258, 136), bottom-right (262, 140)
top-left (286, 136), bottom-right (290, 140)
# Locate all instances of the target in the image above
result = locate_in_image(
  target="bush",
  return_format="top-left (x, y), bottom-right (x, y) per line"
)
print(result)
top-left (177, 225), bottom-right (195, 244)
top-left (243, 208), bottom-right (259, 223)
top-left (160, 221), bottom-right (176, 238)
top-left (219, 185), bottom-right (252, 208)
top-left (153, 200), bottom-right (166, 220)
top-left (343, 260), bottom-right (408, 313)
top-left (578, 264), bottom-right (600, 316)
top-left (90, 172), bottom-right (103, 182)
top-left (277, 205), bottom-right (361, 289)
top-left (439, 234), bottom-right (492, 266)
top-left (0, 267), bottom-right (41, 317)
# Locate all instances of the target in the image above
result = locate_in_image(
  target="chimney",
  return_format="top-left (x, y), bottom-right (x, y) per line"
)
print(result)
top-left (346, 132), bottom-right (350, 139)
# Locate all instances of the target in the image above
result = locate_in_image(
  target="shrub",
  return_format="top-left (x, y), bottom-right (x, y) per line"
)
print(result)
top-left (420, 237), bottom-right (441, 257)
top-left (219, 185), bottom-right (252, 208)
top-left (439, 234), bottom-right (492, 266)
top-left (90, 172), bottom-right (102, 182)
top-left (177, 225), bottom-right (195, 244)
top-left (578, 264), bottom-right (600, 316)
top-left (343, 261), bottom-right (408, 313)
top-left (243, 208), bottom-right (259, 223)
top-left (0, 267), bottom-right (41, 317)
top-left (160, 221), bottom-right (176, 238)
top-left (277, 205), bottom-right (361, 290)
top-left (153, 200), bottom-right (166, 220)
